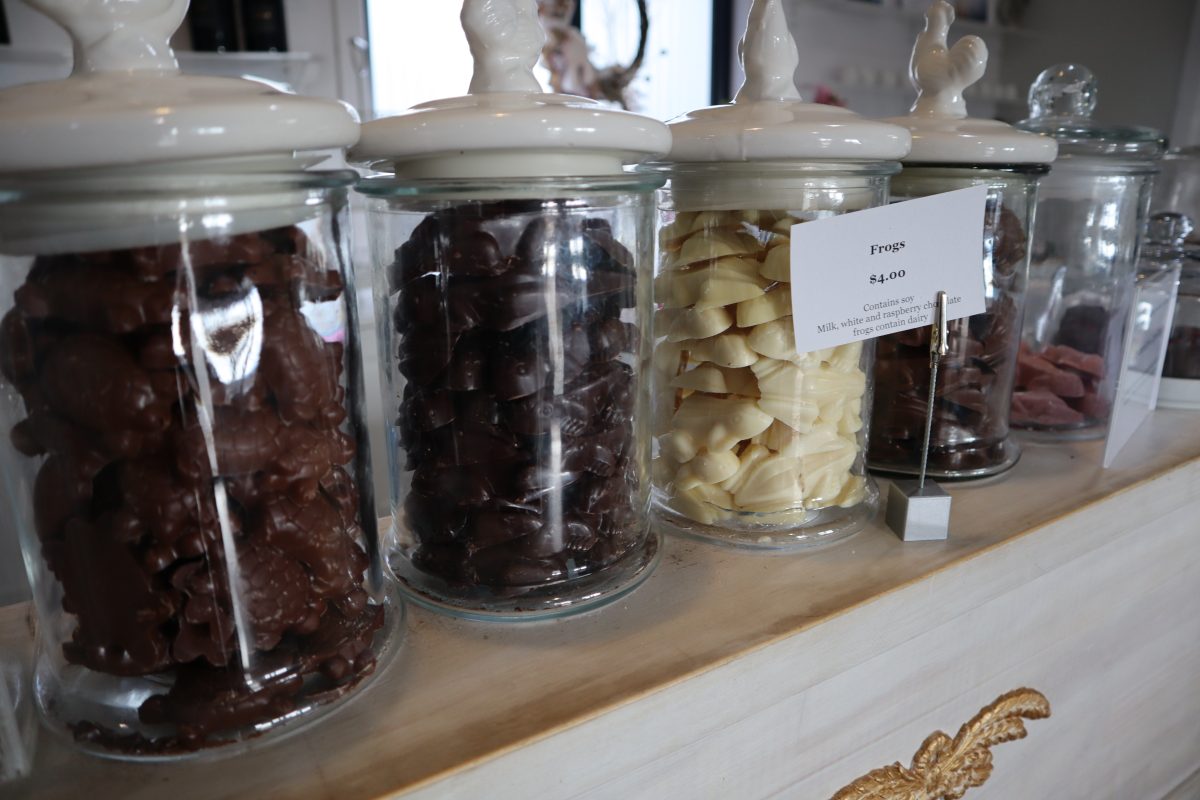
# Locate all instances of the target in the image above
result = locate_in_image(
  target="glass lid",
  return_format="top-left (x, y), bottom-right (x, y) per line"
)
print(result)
top-left (1016, 64), bottom-right (1166, 159)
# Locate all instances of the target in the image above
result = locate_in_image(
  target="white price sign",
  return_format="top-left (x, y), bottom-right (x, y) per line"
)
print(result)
top-left (789, 186), bottom-right (989, 355)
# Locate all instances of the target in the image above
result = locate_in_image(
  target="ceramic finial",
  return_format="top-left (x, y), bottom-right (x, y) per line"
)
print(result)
top-left (734, 0), bottom-right (802, 103)
top-left (26, 0), bottom-right (184, 76)
top-left (909, 0), bottom-right (987, 118)
top-left (463, 0), bottom-right (546, 94)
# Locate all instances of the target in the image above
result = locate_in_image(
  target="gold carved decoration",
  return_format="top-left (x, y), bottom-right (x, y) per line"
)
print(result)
top-left (831, 688), bottom-right (1051, 800)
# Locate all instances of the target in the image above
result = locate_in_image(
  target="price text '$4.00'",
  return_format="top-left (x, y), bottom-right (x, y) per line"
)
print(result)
top-left (869, 241), bottom-right (908, 286)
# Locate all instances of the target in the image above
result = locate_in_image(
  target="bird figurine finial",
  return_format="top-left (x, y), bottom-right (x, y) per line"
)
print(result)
top-left (463, 0), bottom-right (546, 94)
top-left (909, 0), bottom-right (987, 118)
top-left (25, 0), bottom-right (185, 76)
top-left (734, 0), bottom-right (802, 104)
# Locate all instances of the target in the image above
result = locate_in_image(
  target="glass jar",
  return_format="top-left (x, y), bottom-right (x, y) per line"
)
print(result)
top-left (650, 162), bottom-right (897, 548)
top-left (1011, 65), bottom-right (1165, 438)
top-left (645, 0), bottom-right (909, 549)
top-left (1165, 260), bottom-right (1200, 382)
top-left (1152, 148), bottom-right (1200, 246)
top-left (0, 169), bottom-right (398, 758)
top-left (358, 177), bottom-right (662, 618)
top-left (0, 602), bottom-right (35, 783)
top-left (867, 0), bottom-right (1057, 478)
top-left (870, 167), bottom-right (1045, 477)
top-left (353, 0), bottom-right (670, 618)
top-left (1151, 214), bottom-right (1200, 408)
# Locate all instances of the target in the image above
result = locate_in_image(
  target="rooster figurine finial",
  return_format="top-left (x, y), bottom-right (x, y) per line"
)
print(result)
top-left (463, 0), bottom-right (546, 94)
top-left (734, 0), bottom-right (802, 104)
top-left (25, 0), bottom-right (185, 76)
top-left (909, 0), bottom-right (987, 118)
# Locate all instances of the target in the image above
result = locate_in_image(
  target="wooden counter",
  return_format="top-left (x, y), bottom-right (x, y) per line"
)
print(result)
top-left (9, 410), bottom-right (1200, 799)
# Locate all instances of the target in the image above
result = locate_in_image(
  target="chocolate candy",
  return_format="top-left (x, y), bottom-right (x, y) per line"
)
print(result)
top-left (389, 202), bottom-right (643, 592)
top-left (870, 206), bottom-right (1027, 475)
top-left (653, 208), bottom-right (870, 526)
top-left (0, 226), bottom-right (383, 753)
top-left (1012, 298), bottom-right (1130, 429)
top-left (657, 209), bottom-right (873, 527)
top-left (1164, 323), bottom-right (1200, 379)
top-left (1011, 340), bottom-right (1108, 428)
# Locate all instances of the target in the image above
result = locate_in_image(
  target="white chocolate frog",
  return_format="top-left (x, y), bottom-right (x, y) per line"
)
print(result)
top-left (653, 206), bottom-right (872, 527)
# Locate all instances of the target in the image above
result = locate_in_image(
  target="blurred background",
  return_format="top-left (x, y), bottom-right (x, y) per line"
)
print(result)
top-left (3, 0), bottom-right (1196, 138)
top-left (0, 0), bottom-right (1197, 603)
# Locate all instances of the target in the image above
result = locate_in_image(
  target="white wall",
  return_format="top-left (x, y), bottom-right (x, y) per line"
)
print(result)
top-left (999, 0), bottom-right (1199, 138)
top-left (284, 0), bottom-right (371, 116)
top-left (766, 0), bottom-right (1012, 120)
top-left (726, 0), bottom-right (1200, 138)
top-left (1171, 0), bottom-right (1200, 146)
top-left (582, 0), bottom-right (714, 121)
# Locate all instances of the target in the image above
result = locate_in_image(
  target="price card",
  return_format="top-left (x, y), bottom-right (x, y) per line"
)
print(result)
top-left (1102, 264), bottom-right (1181, 468)
top-left (789, 186), bottom-right (989, 354)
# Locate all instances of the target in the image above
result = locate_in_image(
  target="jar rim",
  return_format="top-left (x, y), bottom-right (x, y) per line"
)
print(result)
top-left (1037, 154), bottom-right (1160, 175)
top-left (643, 160), bottom-right (903, 177)
top-left (355, 172), bottom-right (666, 199)
top-left (0, 166), bottom-right (358, 202)
top-left (898, 162), bottom-right (1052, 176)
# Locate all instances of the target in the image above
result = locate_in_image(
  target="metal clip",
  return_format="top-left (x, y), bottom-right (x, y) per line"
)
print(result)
top-left (886, 290), bottom-right (952, 541)
top-left (918, 290), bottom-right (949, 491)
top-left (931, 290), bottom-right (949, 362)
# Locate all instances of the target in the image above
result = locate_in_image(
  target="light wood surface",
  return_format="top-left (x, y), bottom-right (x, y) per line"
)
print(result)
top-left (7, 411), bottom-right (1200, 800)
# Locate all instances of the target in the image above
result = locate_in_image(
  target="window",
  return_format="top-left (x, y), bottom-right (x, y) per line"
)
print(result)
top-left (580, 0), bottom-right (715, 120)
top-left (367, 1), bottom-right (726, 121)
top-left (366, 3), bottom-right (475, 118)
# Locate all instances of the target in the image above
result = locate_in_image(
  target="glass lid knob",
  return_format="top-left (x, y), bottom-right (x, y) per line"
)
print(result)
top-left (1147, 212), bottom-right (1195, 247)
top-left (1028, 63), bottom-right (1097, 120)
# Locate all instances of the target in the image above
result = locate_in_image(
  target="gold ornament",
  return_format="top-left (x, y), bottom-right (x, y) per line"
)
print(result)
top-left (831, 688), bottom-right (1051, 800)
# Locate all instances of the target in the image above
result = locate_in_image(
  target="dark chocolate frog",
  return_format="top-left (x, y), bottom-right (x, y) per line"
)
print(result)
top-left (172, 542), bottom-right (320, 666)
top-left (138, 659), bottom-right (304, 750)
top-left (52, 518), bottom-right (176, 676)
top-left (114, 457), bottom-right (230, 573)
top-left (39, 334), bottom-right (173, 433)
top-left (128, 232), bottom-right (275, 281)
top-left (260, 306), bottom-right (341, 424)
top-left (16, 254), bottom-right (176, 334)
top-left (0, 309), bottom-right (36, 391)
top-left (258, 494), bottom-right (369, 600)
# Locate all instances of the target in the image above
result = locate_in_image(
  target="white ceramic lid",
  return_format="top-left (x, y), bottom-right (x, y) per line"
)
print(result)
top-left (663, 0), bottom-right (910, 163)
top-left (350, 0), bottom-right (670, 179)
top-left (0, 0), bottom-right (360, 174)
top-left (883, 1), bottom-right (1056, 165)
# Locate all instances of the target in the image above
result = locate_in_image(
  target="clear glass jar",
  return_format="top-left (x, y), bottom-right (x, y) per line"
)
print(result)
top-left (358, 175), bottom-right (663, 620)
top-left (1012, 159), bottom-right (1156, 436)
top-left (1165, 262), bottom-right (1200, 381)
top-left (0, 168), bottom-right (398, 758)
top-left (1011, 65), bottom-right (1165, 438)
top-left (1153, 214), bottom-right (1200, 408)
top-left (650, 162), bottom-right (897, 549)
top-left (1152, 148), bottom-right (1200, 246)
top-left (0, 602), bottom-right (35, 783)
top-left (869, 166), bottom-right (1045, 478)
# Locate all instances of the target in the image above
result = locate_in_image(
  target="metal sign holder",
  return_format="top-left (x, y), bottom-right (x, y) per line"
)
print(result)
top-left (885, 290), bottom-right (953, 541)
